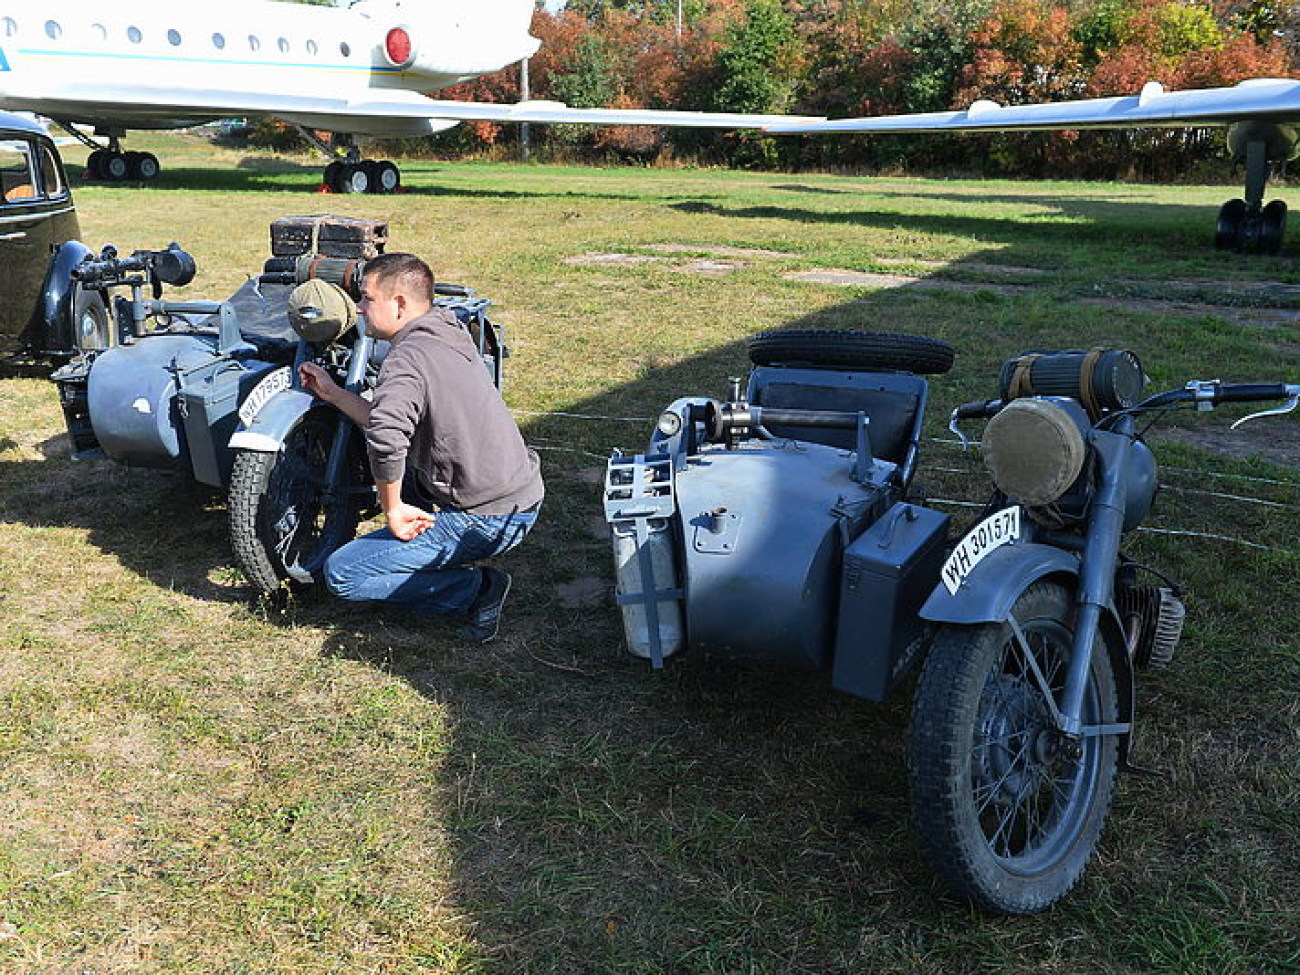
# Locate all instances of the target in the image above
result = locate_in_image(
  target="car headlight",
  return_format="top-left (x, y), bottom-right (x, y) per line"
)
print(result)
top-left (983, 398), bottom-right (1088, 506)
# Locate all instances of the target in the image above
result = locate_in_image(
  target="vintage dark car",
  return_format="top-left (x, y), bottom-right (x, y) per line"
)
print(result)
top-left (0, 111), bottom-right (82, 357)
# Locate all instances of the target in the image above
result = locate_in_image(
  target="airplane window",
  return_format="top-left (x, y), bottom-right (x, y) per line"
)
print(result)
top-left (212, 32), bottom-right (225, 50)
top-left (340, 42), bottom-right (351, 58)
top-left (277, 37), bottom-right (290, 54)
top-left (0, 140), bottom-right (37, 204)
top-left (248, 35), bottom-right (260, 53)
top-left (91, 23), bottom-right (107, 41)
top-left (127, 26), bottom-right (143, 44)
top-left (306, 39), bottom-right (318, 56)
top-left (167, 29), bottom-right (181, 46)
top-left (38, 143), bottom-right (66, 199)
top-left (0, 17), bottom-right (15, 39)
top-left (44, 20), bottom-right (61, 41)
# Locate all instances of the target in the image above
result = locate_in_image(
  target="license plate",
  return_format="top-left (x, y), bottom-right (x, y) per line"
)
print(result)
top-left (238, 366), bottom-right (292, 427)
top-left (941, 506), bottom-right (1021, 595)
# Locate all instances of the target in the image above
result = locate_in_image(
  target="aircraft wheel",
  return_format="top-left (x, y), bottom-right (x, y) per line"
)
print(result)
top-left (1259, 200), bottom-right (1287, 255)
top-left (1215, 199), bottom-right (1247, 250)
top-left (131, 151), bottom-right (161, 181)
top-left (373, 160), bottom-right (401, 194)
top-left (339, 162), bottom-right (371, 194)
top-left (101, 151), bottom-right (130, 181)
top-left (323, 160), bottom-right (344, 192)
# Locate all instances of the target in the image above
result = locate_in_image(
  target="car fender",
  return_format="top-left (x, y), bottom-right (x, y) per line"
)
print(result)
top-left (28, 239), bottom-right (94, 353)
top-left (228, 388), bottom-right (317, 452)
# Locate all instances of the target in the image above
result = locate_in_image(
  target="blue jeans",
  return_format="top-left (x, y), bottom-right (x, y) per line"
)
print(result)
top-left (324, 505), bottom-right (537, 617)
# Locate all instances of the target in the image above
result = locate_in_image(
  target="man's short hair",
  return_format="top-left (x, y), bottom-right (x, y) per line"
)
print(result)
top-left (364, 252), bottom-right (434, 304)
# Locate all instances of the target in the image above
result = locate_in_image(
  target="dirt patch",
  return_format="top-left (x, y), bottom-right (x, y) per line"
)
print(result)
top-left (1150, 423), bottom-right (1300, 469)
top-left (564, 251), bottom-right (748, 276)
top-left (784, 268), bottom-right (1028, 294)
top-left (644, 243), bottom-right (798, 259)
top-left (555, 576), bottom-right (609, 609)
top-left (1080, 296), bottom-right (1300, 329)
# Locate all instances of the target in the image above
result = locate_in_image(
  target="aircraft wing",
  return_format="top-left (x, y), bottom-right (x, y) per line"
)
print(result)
top-left (763, 78), bottom-right (1300, 134)
top-left (27, 75), bottom-right (823, 135)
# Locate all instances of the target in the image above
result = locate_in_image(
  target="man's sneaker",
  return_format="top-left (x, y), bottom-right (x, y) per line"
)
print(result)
top-left (458, 567), bottom-right (512, 643)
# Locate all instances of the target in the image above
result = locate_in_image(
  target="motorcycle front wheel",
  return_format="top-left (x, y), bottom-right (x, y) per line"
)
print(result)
top-left (907, 582), bottom-right (1119, 915)
top-left (228, 408), bottom-right (365, 594)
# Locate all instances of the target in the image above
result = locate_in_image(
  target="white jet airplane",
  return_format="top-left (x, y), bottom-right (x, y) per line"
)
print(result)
top-left (0, 0), bottom-right (822, 194)
top-left (765, 78), bottom-right (1300, 254)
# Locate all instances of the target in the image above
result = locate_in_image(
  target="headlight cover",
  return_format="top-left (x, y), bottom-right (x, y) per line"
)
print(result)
top-left (983, 397), bottom-right (1088, 506)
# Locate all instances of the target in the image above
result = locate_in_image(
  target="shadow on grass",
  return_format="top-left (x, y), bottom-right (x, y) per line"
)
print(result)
top-left (2, 228), bottom-right (1295, 968)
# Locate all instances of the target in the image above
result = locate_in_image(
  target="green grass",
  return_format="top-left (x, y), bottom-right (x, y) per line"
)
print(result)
top-left (0, 132), bottom-right (1297, 972)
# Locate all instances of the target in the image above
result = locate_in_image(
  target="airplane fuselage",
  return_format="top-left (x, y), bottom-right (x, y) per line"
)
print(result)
top-left (0, 0), bottom-right (539, 136)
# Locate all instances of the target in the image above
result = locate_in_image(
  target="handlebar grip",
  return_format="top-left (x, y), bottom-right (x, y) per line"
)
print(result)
top-left (1210, 383), bottom-right (1291, 403)
top-left (434, 283), bottom-right (471, 297)
top-left (953, 398), bottom-right (1002, 420)
top-left (256, 272), bottom-right (298, 285)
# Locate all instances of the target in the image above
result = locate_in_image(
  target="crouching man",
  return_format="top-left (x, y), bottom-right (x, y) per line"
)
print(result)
top-left (300, 253), bottom-right (543, 643)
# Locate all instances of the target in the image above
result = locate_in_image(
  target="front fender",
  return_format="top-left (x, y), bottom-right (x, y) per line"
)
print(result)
top-left (920, 542), bottom-right (1079, 625)
top-left (228, 388), bottom-right (317, 452)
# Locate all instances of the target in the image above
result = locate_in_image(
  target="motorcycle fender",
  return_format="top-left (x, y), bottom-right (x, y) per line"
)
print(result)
top-left (228, 388), bottom-right (316, 452)
top-left (920, 542), bottom-right (1078, 625)
top-left (921, 541), bottom-right (1138, 767)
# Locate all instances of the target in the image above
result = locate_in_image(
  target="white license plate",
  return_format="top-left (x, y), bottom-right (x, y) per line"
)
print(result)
top-left (941, 506), bottom-right (1022, 595)
top-left (238, 366), bottom-right (292, 427)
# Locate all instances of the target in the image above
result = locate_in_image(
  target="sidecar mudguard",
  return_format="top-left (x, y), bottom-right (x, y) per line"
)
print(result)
top-left (920, 542), bottom-right (1078, 625)
top-left (228, 387), bottom-right (316, 452)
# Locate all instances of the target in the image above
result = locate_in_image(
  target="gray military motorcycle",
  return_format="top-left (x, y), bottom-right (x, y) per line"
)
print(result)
top-left (604, 330), bottom-right (1298, 914)
top-left (45, 220), bottom-right (503, 594)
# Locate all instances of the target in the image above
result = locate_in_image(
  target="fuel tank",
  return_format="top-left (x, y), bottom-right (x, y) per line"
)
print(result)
top-left (674, 439), bottom-right (893, 670)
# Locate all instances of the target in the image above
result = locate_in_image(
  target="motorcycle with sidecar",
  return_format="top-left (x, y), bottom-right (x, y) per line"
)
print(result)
top-left (604, 329), bottom-right (1298, 914)
top-left (44, 217), bottom-right (504, 593)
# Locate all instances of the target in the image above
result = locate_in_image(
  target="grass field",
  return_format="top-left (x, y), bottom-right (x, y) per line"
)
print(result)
top-left (1, 132), bottom-right (1297, 973)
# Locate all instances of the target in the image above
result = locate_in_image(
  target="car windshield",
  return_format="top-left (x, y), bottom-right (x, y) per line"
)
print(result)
top-left (0, 139), bottom-right (38, 203)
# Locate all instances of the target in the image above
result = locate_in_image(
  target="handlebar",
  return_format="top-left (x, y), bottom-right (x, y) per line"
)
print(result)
top-left (72, 243), bottom-right (196, 289)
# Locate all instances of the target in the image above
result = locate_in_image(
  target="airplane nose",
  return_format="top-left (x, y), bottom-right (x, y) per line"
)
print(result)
top-left (384, 27), bottom-right (413, 68)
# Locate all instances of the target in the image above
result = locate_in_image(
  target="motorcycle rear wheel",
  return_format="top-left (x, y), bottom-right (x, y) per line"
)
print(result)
top-left (907, 582), bottom-right (1118, 914)
top-left (228, 409), bottom-right (364, 594)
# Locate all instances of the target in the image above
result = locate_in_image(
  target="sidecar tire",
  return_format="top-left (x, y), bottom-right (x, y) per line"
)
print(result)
top-left (228, 409), bottom-right (363, 595)
top-left (747, 329), bottom-right (953, 374)
top-left (907, 582), bottom-right (1119, 915)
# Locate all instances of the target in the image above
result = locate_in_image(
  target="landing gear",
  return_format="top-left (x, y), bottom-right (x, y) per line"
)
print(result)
top-left (322, 158), bottom-right (402, 195)
top-left (1215, 126), bottom-right (1294, 254)
top-left (1215, 197), bottom-right (1287, 254)
top-left (298, 128), bottom-right (402, 195)
top-left (78, 134), bottom-right (160, 183)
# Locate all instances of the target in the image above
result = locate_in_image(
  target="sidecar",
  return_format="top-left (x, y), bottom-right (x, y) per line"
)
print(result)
top-left (604, 329), bottom-right (954, 702)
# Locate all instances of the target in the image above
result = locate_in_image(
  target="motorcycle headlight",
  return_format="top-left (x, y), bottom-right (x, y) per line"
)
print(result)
top-left (983, 398), bottom-right (1088, 506)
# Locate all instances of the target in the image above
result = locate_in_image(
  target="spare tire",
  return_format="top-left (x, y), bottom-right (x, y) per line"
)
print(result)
top-left (748, 329), bottom-right (954, 375)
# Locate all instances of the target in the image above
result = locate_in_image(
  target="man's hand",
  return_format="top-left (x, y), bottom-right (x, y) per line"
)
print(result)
top-left (299, 361), bottom-right (340, 403)
top-left (386, 501), bottom-right (436, 541)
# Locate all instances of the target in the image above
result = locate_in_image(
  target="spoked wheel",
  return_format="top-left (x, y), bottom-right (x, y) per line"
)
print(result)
top-left (908, 582), bottom-right (1119, 915)
top-left (228, 409), bottom-right (365, 594)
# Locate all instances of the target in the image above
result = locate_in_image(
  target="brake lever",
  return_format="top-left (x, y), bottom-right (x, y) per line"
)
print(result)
top-left (1231, 393), bottom-right (1299, 429)
top-left (948, 409), bottom-right (971, 451)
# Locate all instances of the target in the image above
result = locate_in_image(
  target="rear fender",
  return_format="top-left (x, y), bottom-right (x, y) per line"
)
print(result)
top-left (228, 388), bottom-right (316, 452)
top-left (26, 239), bottom-right (94, 353)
